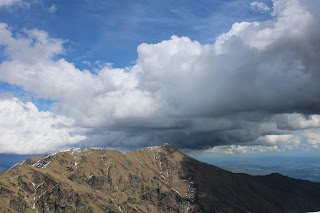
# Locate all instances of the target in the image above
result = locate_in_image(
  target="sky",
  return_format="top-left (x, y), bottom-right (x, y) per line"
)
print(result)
top-left (1, 0), bottom-right (320, 155)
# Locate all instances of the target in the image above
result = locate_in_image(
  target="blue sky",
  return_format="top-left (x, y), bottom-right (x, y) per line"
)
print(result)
top-left (0, 0), bottom-right (272, 68)
top-left (1, 0), bottom-right (320, 156)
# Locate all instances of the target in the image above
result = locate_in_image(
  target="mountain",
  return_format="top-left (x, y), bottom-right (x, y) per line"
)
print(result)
top-left (1, 144), bottom-right (320, 213)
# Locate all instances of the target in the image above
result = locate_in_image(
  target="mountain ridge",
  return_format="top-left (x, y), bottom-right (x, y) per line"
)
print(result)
top-left (1, 143), bottom-right (320, 213)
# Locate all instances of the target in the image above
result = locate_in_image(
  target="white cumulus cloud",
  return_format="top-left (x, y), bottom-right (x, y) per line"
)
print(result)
top-left (0, 98), bottom-right (86, 154)
top-left (48, 4), bottom-right (56, 14)
top-left (273, 113), bottom-right (320, 130)
top-left (305, 131), bottom-right (320, 149)
top-left (250, 1), bottom-right (270, 13)
top-left (255, 134), bottom-right (300, 146)
top-left (205, 145), bottom-right (280, 154)
top-left (0, 0), bottom-right (20, 7)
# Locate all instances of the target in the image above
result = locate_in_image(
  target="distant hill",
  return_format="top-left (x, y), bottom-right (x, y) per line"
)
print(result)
top-left (1, 144), bottom-right (320, 212)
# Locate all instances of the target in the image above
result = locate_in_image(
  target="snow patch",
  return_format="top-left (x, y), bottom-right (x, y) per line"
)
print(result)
top-left (32, 155), bottom-right (53, 168)
top-left (5, 159), bottom-right (27, 172)
top-left (171, 187), bottom-right (182, 197)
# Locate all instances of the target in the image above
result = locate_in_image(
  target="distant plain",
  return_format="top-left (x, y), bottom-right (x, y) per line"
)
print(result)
top-left (190, 152), bottom-right (320, 182)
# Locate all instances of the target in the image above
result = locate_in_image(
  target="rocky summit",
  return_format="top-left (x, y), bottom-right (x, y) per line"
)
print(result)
top-left (1, 144), bottom-right (320, 213)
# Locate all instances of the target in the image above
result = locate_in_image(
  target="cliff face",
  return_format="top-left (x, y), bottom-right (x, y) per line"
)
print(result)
top-left (0, 144), bottom-right (320, 213)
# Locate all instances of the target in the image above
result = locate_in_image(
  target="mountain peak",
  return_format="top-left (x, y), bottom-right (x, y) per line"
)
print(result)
top-left (161, 143), bottom-right (178, 151)
top-left (1, 145), bottom-right (320, 212)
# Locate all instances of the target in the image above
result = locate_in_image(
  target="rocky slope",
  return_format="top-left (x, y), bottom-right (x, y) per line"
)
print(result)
top-left (1, 144), bottom-right (320, 213)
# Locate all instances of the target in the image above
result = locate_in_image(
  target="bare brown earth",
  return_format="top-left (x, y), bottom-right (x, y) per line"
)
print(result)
top-left (1, 144), bottom-right (320, 213)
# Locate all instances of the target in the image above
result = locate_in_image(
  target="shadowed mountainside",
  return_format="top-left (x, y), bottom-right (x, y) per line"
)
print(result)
top-left (1, 144), bottom-right (320, 212)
